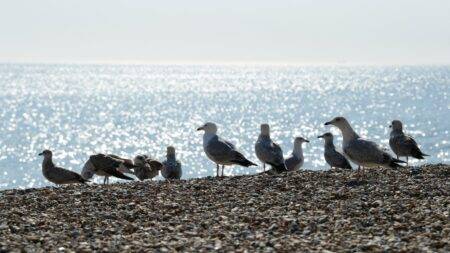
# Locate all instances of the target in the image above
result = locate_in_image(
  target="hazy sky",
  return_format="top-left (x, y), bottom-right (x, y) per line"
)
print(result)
top-left (1, 0), bottom-right (449, 64)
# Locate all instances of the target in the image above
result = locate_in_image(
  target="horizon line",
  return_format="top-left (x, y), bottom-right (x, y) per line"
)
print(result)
top-left (1, 59), bottom-right (449, 67)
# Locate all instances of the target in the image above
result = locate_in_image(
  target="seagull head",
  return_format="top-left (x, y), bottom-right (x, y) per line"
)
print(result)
top-left (390, 120), bottom-right (403, 131)
top-left (324, 116), bottom-right (349, 129)
top-left (295, 136), bottom-right (309, 145)
top-left (197, 122), bottom-right (217, 134)
top-left (133, 155), bottom-right (146, 166)
top-left (260, 123), bottom-right (270, 136)
top-left (167, 146), bottom-right (176, 156)
top-left (317, 132), bottom-right (333, 141)
top-left (38, 149), bottom-right (53, 158)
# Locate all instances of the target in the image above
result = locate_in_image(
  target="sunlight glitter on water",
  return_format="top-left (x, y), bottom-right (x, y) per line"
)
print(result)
top-left (0, 64), bottom-right (449, 189)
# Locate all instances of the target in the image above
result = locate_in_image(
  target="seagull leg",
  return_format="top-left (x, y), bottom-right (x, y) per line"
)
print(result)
top-left (263, 163), bottom-right (266, 172)
top-left (406, 156), bottom-right (409, 166)
top-left (221, 165), bottom-right (225, 177)
top-left (356, 166), bottom-right (362, 179)
top-left (103, 176), bottom-right (107, 185)
top-left (216, 164), bottom-right (219, 177)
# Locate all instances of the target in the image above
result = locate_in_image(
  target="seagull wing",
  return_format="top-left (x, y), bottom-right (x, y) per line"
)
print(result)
top-left (53, 166), bottom-right (86, 183)
top-left (205, 136), bottom-right (235, 162)
top-left (89, 154), bottom-right (134, 180)
top-left (344, 138), bottom-right (389, 164)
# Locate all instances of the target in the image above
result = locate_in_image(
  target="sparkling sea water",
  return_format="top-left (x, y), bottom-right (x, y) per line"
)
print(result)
top-left (0, 63), bottom-right (448, 189)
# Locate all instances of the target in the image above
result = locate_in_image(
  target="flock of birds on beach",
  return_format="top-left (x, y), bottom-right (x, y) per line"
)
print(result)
top-left (38, 117), bottom-right (429, 186)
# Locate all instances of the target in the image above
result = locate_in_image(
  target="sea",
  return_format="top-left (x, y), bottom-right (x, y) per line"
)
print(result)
top-left (0, 63), bottom-right (448, 189)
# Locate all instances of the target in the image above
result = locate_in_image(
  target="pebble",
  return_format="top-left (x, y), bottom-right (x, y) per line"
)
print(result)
top-left (0, 164), bottom-right (448, 252)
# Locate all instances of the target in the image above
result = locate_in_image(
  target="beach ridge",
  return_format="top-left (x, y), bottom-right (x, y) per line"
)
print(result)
top-left (1, 164), bottom-right (448, 252)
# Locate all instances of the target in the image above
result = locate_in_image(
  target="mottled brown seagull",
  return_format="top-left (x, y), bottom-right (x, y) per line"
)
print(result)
top-left (389, 120), bottom-right (428, 165)
top-left (81, 153), bottom-right (136, 184)
top-left (39, 150), bottom-right (87, 185)
top-left (133, 155), bottom-right (163, 181)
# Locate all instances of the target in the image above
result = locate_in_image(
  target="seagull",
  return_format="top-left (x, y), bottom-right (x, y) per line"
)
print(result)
top-left (389, 120), bottom-right (428, 165)
top-left (108, 154), bottom-right (136, 174)
top-left (39, 150), bottom-right (87, 185)
top-left (197, 122), bottom-right (256, 177)
top-left (81, 153), bottom-right (136, 184)
top-left (285, 137), bottom-right (309, 171)
top-left (324, 117), bottom-right (405, 169)
top-left (255, 124), bottom-right (287, 173)
top-left (161, 146), bottom-right (182, 180)
top-left (133, 155), bottom-right (163, 181)
top-left (318, 132), bottom-right (352, 170)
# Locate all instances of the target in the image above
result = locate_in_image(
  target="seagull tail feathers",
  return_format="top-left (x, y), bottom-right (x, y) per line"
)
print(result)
top-left (393, 158), bottom-right (407, 164)
top-left (234, 159), bottom-right (257, 167)
top-left (110, 171), bottom-right (134, 180)
top-left (232, 159), bottom-right (257, 167)
top-left (231, 152), bottom-right (257, 167)
top-left (78, 177), bottom-right (89, 184)
top-left (343, 163), bottom-right (353, 170)
top-left (389, 158), bottom-right (406, 169)
top-left (268, 162), bottom-right (288, 173)
top-left (411, 147), bottom-right (429, 159)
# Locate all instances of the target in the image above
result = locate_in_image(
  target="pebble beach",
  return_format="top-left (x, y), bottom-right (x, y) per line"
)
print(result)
top-left (1, 164), bottom-right (449, 252)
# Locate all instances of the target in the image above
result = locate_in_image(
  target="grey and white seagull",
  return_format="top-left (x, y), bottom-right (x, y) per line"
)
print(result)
top-left (39, 150), bottom-right (88, 185)
top-left (197, 122), bottom-right (256, 177)
top-left (285, 136), bottom-right (309, 171)
top-left (161, 146), bottom-right (182, 180)
top-left (389, 120), bottom-right (428, 165)
top-left (325, 117), bottom-right (405, 169)
top-left (317, 132), bottom-right (352, 170)
top-left (255, 124), bottom-right (287, 173)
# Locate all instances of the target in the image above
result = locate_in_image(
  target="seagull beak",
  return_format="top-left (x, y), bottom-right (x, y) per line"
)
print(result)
top-left (324, 121), bottom-right (331, 126)
top-left (38, 152), bottom-right (43, 156)
top-left (196, 126), bottom-right (204, 131)
top-left (305, 139), bottom-right (310, 143)
top-left (317, 135), bottom-right (323, 138)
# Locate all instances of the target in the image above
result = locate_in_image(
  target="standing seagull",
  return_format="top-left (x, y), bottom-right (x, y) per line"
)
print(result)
top-left (161, 146), bottom-right (182, 180)
top-left (133, 155), bottom-right (163, 181)
top-left (255, 124), bottom-right (287, 173)
top-left (197, 122), bottom-right (256, 177)
top-left (39, 150), bottom-right (87, 185)
top-left (81, 153), bottom-right (135, 184)
top-left (325, 117), bottom-right (405, 169)
top-left (285, 137), bottom-right (309, 171)
top-left (389, 120), bottom-right (428, 165)
top-left (317, 133), bottom-right (352, 170)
